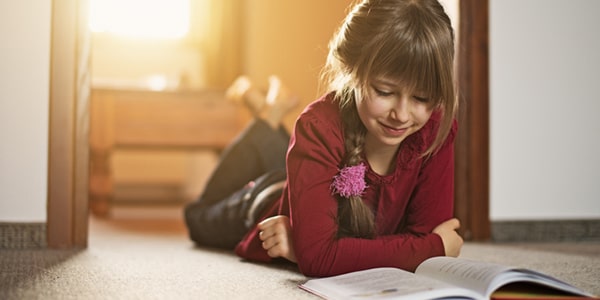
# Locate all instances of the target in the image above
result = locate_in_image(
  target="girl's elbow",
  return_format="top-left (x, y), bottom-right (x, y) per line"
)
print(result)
top-left (296, 251), bottom-right (322, 277)
top-left (295, 251), bottom-right (343, 278)
top-left (297, 261), bottom-right (331, 278)
top-left (295, 250), bottom-right (329, 277)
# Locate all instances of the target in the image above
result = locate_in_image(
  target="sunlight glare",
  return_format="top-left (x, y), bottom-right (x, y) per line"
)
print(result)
top-left (90, 0), bottom-right (190, 39)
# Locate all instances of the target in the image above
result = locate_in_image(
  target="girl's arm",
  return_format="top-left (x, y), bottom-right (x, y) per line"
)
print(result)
top-left (401, 119), bottom-right (458, 235)
top-left (400, 119), bottom-right (462, 256)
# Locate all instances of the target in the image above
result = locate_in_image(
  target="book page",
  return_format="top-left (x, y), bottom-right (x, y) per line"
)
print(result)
top-left (415, 257), bottom-right (510, 297)
top-left (300, 267), bottom-right (480, 300)
top-left (415, 257), bottom-right (595, 299)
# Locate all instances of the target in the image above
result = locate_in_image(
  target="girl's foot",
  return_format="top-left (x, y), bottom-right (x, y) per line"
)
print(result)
top-left (225, 76), bottom-right (265, 116)
top-left (262, 75), bottom-right (299, 129)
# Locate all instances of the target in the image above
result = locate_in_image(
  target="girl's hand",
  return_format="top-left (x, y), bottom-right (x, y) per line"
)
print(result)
top-left (432, 218), bottom-right (463, 257)
top-left (257, 215), bottom-right (297, 263)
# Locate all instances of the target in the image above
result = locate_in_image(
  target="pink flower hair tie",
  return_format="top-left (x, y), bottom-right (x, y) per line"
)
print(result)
top-left (331, 163), bottom-right (367, 198)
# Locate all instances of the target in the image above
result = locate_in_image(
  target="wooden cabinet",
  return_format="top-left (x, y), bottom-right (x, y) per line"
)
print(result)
top-left (89, 88), bottom-right (245, 216)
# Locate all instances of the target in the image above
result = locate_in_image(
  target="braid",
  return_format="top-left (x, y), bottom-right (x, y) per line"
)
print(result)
top-left (336, 96), bottom-right (376, 239)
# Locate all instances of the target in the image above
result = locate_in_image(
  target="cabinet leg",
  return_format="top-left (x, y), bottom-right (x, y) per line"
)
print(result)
top-left (89, 151), bottom-right (112, 217)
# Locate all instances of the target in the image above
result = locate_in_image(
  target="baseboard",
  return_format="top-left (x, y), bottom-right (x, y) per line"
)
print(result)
top-left (0, 222), bottom-right (46, 249)
top-left (491, 219), bottom-right (600, 242)
top-left (2, 220), bottom-right (598, 247)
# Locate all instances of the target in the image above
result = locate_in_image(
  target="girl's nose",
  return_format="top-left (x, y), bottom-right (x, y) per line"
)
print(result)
top-left (391, 97), bottom-right (410, 123)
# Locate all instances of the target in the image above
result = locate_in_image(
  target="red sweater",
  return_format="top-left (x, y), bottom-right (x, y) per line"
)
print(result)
top-left (235, 94), bottom-right (457, 277)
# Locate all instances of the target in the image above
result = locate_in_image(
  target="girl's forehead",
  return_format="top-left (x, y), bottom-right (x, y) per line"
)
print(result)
top-left (370, 77), bottom-right (399, 85)
top-left (369, 75), bottom-right (407, 86)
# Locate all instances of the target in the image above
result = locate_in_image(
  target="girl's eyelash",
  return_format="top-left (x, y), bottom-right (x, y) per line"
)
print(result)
top-left (413, 95), bottom-right (429, 102)
top-left (372, 86), bottom-right (394, 96)
top-left (371, 84), bottom-right (428, 102)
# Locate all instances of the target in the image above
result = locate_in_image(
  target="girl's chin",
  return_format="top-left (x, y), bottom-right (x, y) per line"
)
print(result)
top-left (373, 134), bottom-right (408, 148)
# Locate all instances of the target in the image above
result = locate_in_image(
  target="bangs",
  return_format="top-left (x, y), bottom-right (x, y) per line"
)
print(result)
top-left (371, 35), bottom-right (443, 107)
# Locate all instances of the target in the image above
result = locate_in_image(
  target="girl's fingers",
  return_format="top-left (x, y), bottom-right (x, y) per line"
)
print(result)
top-left (258, 215), bottom-right (287, 240)
top-left (259, 224), bottom-right (280, 241)
top-left (258, 228), bottom-right (272, 241)
top-left (261, 238), bottom-right (276, 250)
top-left (256, 215), bottom-right (296, 261)
top-left (262, 233), bottom-right (288, 257)
top-left (447, 218), bottom-right (461, 230)
top-left (257, 215), bottom-right (281, 229)
top-left (437, 218), bottom-right (461, 231)
top-left (261, 227), bottom-right (285, 249)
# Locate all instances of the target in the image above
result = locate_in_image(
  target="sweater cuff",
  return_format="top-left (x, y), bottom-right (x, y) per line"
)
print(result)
top-left (429, 232), bottom-right (447, 257)
top-left (405, 233), bottom-right (446, 272)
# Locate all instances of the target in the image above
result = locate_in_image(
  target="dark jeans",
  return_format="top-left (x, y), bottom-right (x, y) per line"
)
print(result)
top-left (184, 119), bottom-right (289, 249)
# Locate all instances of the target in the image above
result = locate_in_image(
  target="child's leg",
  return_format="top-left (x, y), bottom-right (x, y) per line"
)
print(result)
top-left (184, 75), bottom-right (295, 249)
top-left (196, 119), bottom-right (289, 208)
top-left (203, 75), bottom-right (294, 203)
top-left (184, 118), bottom-right (288, 248)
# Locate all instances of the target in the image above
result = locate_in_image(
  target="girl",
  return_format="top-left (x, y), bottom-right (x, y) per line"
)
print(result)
top-left (184, 0), bottom-right (463, 278)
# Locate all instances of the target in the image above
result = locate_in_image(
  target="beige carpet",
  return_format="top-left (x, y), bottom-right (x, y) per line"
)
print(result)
top-left (1, 213), bottom-right (599, 299)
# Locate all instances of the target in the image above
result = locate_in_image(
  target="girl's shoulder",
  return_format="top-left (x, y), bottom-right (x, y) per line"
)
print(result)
top-left (288, 93), bottom-right (346, 165)
top-left (296, 93), bottom-right (342, 129)
top-left (300, 93), bottom-right (340, 118)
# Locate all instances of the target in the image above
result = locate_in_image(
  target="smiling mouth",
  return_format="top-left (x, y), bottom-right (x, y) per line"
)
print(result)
top-left (380, 123), bottom-right (409, 136)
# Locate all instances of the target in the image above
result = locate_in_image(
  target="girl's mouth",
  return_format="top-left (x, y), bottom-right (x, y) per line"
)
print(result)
top-left (380, 123), bottom-right (409, 136)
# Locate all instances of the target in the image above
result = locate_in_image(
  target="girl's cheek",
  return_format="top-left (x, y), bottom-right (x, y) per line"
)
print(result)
top-left (370, 98), bottom-right (394, 114)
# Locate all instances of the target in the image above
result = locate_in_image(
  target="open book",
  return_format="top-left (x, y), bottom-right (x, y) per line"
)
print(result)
top-left (299, 257), bottom-right (597, 300)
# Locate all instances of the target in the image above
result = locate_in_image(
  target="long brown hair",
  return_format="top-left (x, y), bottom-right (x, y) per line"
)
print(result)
top-left (321, 0), bottom-right (457, 239)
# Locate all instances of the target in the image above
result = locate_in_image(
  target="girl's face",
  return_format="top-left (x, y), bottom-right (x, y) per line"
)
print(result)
top-left (356, 77), bottom-right (434, 150)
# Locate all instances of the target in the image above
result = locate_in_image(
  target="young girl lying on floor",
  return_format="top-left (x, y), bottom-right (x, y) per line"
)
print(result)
top-left (185, 0), bottom-right (463, 277)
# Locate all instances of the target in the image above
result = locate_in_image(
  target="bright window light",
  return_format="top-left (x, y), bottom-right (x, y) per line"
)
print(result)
top-left (89, 0), bottom-right (190, 39)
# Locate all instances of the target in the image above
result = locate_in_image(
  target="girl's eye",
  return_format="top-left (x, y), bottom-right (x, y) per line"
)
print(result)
top-left (372, 86), bottom-right (394, 97)
top-left (413, 95), bottom-right (430, 103)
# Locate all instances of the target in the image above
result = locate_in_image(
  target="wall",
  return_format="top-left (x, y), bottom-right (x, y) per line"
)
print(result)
top-left (242, 0), bottom-right (352, 130)
top-left (91, 38), bottom-right (205, 90)
top-left (0, 0), bottom-right (51, 222)
top-left (490, 0), bottom-right (600, 220)
top-left (90, 0), bottom-right (208, 90)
